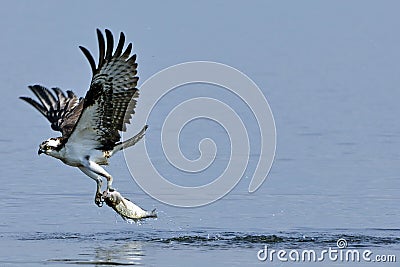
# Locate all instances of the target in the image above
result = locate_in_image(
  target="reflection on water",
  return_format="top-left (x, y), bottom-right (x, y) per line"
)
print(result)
top-left (93, 242), bottom-right (144, 266)
top-left (7, 229), bottom-right (399, 266)
top-left (48, 241), bottom-right (144, 266)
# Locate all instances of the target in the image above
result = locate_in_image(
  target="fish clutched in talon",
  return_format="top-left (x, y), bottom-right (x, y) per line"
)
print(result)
top-left (103, 190), bottom-right (157, 221)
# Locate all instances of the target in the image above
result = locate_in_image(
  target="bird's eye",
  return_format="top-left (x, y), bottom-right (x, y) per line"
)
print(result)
top-left (45, 145), bottom-right (50, 150)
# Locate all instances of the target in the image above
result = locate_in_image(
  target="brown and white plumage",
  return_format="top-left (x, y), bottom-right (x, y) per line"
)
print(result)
top-left (20, 85), bottom-right (83, 138)
top-left (73, 29), bottom-right (140, 150)
top-left (20, 29), bottom-right (147, 207)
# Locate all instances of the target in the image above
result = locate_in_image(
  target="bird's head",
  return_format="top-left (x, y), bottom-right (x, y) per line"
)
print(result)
top-left (38, 137), bottom-right (63, 156)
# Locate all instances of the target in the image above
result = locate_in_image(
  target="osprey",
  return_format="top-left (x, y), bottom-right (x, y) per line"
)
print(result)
top-left (20, 29), bottom-right (147, 207)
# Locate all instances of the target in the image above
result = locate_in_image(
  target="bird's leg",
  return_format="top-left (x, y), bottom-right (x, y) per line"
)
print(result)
top-left (78, 166), bottom-right (104, 207)
top-left (95, 180), bottom-right (104, 207)
top-left (84, 160), bottom-right (115, 194)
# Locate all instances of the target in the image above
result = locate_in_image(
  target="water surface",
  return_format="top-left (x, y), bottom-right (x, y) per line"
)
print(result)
top-left (1, 1), bottom-right (400, 266)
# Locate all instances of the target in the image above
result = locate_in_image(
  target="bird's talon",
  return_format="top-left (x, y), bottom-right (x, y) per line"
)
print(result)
top-left (95, 193), bottom-right (104, 207)
top-left (102, 190), bottom-right (111, 198)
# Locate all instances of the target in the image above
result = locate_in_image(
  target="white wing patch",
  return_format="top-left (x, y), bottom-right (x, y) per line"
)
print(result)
top-left (65, 29), bottom-right (139, 151)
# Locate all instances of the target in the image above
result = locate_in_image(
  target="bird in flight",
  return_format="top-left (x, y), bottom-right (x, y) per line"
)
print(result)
top-left (20, 29), bottom-right (147, 207)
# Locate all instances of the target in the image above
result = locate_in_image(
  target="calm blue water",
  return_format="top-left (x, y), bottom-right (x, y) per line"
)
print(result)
top-left (1, 1), bottom-right (400, 266)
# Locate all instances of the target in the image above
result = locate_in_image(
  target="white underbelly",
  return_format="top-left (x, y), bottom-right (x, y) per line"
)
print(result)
top-left (90, 150), bottom-right (110, 165)
top-left (60, 145), bottom-right (110, 166)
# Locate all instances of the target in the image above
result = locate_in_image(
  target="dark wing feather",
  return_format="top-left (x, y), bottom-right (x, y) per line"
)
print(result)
top-left (69, 29), bottom-right (139, 150)
top-left (79, 46), bottom-right (96, 75)
top-left (20, 85), bottom-right (83, 137)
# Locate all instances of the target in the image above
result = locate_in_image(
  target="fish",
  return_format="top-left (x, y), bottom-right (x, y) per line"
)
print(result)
top-left (103, 190), bottom-right (157, 221)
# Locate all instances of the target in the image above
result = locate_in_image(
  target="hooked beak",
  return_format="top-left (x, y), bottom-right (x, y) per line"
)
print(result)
top-left (38, 149), bottom-right (43, 155)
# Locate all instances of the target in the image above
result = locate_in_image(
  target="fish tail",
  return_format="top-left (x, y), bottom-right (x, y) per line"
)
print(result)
top-left (147, 208), bottom-right (157, 218)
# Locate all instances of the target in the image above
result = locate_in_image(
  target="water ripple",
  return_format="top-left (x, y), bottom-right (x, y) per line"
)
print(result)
top-left (14, 229), bottom-right (400, 249)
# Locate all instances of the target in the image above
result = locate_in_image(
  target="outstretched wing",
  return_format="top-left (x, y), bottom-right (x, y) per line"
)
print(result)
top-left (20, 85), bottom-right (83, 138)
top-left (67, 29), bottom-right (139, 150)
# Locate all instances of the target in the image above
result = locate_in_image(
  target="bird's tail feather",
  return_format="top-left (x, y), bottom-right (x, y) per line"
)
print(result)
top-left (112, 125), bottom-right (148, 153)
